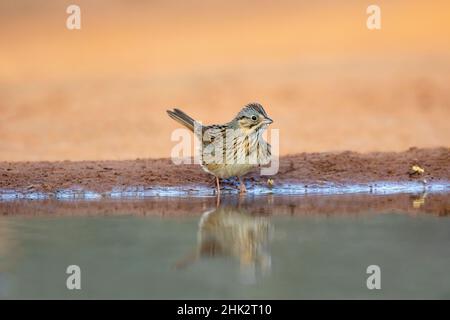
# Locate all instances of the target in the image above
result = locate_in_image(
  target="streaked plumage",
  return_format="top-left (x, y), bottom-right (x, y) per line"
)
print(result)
top-left (167, 103), bottom-right (273, 194)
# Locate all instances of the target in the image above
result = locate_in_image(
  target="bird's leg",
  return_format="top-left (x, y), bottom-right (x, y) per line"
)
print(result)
top-left (215, 177), bottom-right (221, 196)
top-left (238, 176), bottom-right (247, 194)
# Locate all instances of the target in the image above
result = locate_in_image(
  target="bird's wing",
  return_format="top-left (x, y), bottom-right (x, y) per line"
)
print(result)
top-left (202, 125), bottom-right (227, 144)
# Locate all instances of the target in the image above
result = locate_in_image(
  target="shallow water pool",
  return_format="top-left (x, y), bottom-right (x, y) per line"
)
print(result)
top-left (0, 193), bottom-right (449, 299)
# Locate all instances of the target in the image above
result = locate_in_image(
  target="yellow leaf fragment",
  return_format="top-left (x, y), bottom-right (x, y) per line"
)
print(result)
top-left (411, 165), bottom-right (425, 174)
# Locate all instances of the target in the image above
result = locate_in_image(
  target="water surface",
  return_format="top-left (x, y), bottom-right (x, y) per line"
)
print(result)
top-left (0, 193), bottom-right (449, 299)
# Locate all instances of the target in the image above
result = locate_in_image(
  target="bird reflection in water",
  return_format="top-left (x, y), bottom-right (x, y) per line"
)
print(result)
top-left (175, 204), bottom-right (272, 283)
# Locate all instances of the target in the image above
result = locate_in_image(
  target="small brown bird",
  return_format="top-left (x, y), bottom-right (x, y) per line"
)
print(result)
top-left (167, 103), bottom-right (273, 194)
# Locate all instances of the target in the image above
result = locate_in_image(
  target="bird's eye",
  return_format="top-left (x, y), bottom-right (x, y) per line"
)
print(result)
top-left (251, 115), bottom-right (257, 121)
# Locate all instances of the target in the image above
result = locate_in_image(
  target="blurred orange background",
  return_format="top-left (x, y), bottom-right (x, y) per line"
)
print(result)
top-left (0, 0), bottom-right (449, 161)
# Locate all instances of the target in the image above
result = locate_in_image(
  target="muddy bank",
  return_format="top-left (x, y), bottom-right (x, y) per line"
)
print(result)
top-left (0, 147), bottom-right (449, 195)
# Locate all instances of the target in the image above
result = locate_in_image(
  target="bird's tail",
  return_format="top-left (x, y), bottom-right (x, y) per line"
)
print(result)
top-left (166, 108), bottom-right (197, 132)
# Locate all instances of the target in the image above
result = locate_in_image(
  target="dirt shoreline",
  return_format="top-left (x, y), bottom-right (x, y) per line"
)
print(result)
top-left (0, 148), bottom-right (449, 195)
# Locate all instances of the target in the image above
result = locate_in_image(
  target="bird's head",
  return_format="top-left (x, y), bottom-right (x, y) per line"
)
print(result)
top-left (234, 103), bottom-right (273, 132)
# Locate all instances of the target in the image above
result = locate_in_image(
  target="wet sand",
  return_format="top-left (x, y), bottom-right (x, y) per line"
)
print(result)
top-left (0, 147), bottom-right (448, 195)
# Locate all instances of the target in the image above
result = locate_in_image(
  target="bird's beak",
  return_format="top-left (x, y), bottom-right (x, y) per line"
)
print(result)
top-left (263, 117), bottom-right (273, 125)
